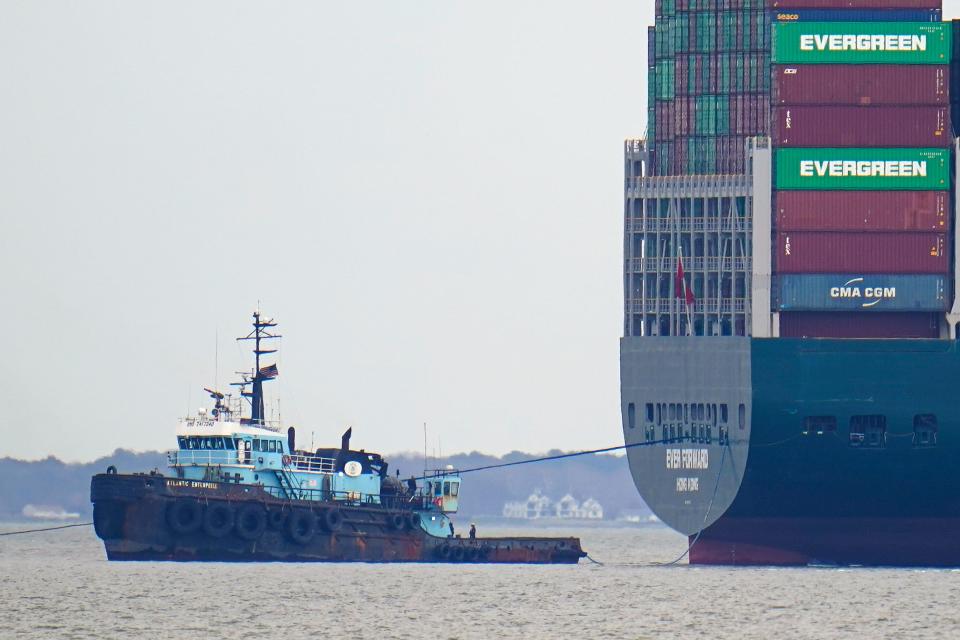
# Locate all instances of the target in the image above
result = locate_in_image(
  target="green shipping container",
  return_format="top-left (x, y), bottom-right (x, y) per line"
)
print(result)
top-left (776, 148), bottom-right (949, 191)
top-left (773, 22), bottom-right (949, 65)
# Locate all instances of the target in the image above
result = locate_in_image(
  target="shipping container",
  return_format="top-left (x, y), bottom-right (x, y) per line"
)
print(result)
top-left (773, 22), bottom-right (950, 65)
top-left (775, 190), bottom-right (949, 232)
top-left (769, 1), bottom-right (942, 8)
top-left (774, 148), bottom-right (949, 190)
top-left (772, 106), bottom-right (950, 148)
top-left (773, 64), bottom-right (948, 106)
top-left (779, 311), bottom-right (940, 338)
top-left (776, 232), bottom-right (948, 273)
top-left (771, 9), bottom-right (941, 22)
top-left (777, 274), bottom-right (948, 312)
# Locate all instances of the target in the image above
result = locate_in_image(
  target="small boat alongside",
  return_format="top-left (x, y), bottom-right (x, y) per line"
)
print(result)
top-left (90, 312), bottom-right (585, 564)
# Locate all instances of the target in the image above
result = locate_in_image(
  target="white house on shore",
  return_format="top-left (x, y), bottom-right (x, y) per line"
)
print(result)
top-left (502, 490), bottom-right (604, 520)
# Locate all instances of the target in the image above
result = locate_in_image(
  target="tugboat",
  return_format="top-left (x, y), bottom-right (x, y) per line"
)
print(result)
top-left (91, 312), bottom-right (586, 563)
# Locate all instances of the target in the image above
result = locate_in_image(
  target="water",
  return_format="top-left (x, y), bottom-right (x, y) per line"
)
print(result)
top-left (2, 521), bottom-right (959, 639)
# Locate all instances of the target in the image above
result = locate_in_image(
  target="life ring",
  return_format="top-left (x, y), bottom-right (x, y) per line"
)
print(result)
top-left (319, 507), bottom-right (343, 532)
top-left (106, 465), bottom-right (117, 475)
top-left (387, 513), bottom-right (406, 531)
top-left (166, 500), bottom-right (203, 535)
top-left (286, 509), bottom-right (316, 544)
top-left (267, 509), bottom-right (287, 531)
top-left (406, 513), bottom-right (421, 531)
top-left (282, 455), bottom-right (292, 466)
top-left (235, 504), bottom-right (267, 540)
top-left (202, 502), bottom-right (235, 538)
top-left (450, 546), bottom-right (465, 562)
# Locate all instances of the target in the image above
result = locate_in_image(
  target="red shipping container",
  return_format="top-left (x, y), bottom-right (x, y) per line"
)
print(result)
top-left (776, 232), bottom-right (948, 273)
top-left (775, 191), bottom-right (950, 232)
top-left (773, 65), bottom-right (948, 106)
top-left (768, 0), bottom-right (940, 7)
top-left (772, 106), bottom-right (950, 147)
top-left (779, 312), bottom-right (940, 339)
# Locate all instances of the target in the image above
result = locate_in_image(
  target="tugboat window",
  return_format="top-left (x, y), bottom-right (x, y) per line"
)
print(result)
top-left (738, 404), bottom-right (745, 430)
top-left (443, 482), bottom-right (450, 496)
top-left (720, 404), bottom-right (728, 424)
top-left (646, 403), bottom-right (654, 423)
top-left (628, 403), bottom-right (636, 429)
top-left (451, 482), bottom-right (459, 497)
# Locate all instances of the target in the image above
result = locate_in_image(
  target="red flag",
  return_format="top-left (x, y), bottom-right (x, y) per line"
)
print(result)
top-left (675, 255), bottom-right (696, 306)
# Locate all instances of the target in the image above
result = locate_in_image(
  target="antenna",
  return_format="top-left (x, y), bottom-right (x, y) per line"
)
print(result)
top-left (214, 328), bottom-right (219, 392)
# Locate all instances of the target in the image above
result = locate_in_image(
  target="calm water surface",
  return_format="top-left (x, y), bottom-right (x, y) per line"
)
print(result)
top-left (2, 522), bottom-right (958, 639)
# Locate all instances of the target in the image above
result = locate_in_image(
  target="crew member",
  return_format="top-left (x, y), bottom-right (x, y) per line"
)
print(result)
top-left (448, 521), bottom-right (455, 537)
top-left (469, 523), bottom-right (476, 539)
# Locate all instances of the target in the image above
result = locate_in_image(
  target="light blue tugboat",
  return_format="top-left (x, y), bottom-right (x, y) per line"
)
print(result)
top-left (91, 312), bottom-right (585, 563)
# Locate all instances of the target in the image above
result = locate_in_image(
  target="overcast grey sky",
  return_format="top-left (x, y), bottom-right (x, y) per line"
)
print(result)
top-left (3, 2), bottom-right (959, 462)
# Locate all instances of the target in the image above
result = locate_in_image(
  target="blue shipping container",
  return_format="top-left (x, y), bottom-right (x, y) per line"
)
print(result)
top-left (770, 9), bottom-right (941, 23)
top-left (778, 274), bottom-right (948, 312)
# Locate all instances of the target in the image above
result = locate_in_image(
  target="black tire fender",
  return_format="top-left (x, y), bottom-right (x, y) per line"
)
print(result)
top-left (166, 500), bottom-right (203, 535)
top-left (450, 546), bottom-right (465, 562)
top-left (267, 509), bottom-right (287, 531)
top-left (387, 513), bottom-right (405, 530)
top-left (202, 502), bottom-right (235, 538)
top-left (436, 545), bottom-right (451, 559)
top-left (93, 502), bottom-right (125, 539)
top-left (320, 507), bottom-right (343, 532)
top-left (465, 547), bottom-right (479, 562)
top-left (235, 504), bottom-right (267, 541)
top-left (286, 509), bottom-right (316, 545)
top-left (406, 513), bottom-right (421, 531)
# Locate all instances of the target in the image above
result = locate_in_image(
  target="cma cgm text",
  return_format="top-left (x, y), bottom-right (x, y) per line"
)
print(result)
top-left (799, 160), bottom-right (926, 178)
top-left (799, 34), bottom-right (926, 52)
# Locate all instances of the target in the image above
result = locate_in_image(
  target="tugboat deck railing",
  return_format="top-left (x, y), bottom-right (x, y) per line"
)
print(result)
top-left (168, 450), bottom-right (341, 475)
top-left (287, 454), bottom-right (337, 474)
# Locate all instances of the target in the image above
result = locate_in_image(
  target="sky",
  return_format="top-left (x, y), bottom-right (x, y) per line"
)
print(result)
top-left (2, 2), bottom-right (959, 462)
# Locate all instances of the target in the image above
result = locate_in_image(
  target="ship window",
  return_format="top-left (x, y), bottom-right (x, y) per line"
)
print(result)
top-left (628, 403), bottom-right (636, 429)
top-left (443, 481), bottom-right (450, 496)
top-left (738, 404), bottom-right (745, 430)
top-left (803, 416), bottom-right (836, 435)
top-left (268, 440), bottom-right (278, 452)
top-left (177, 436), bottom-right (187, 449)
top-left (712, 404), bottom-right (718, 427)
top-left (435, 483), bottom-right (442, 497)
top-left (849, 415), bottom-right (886, 448)
top-left (669, 404), bottom-right (677, 421)
top-left (251, 439), bottom-right (260, 452)
top-left (646, 403), bottom-right (654, 423)
top-left (913, 414), bottom-right (938, 448)
top-left (451, 482), bottom-right (459, 497)
top-left (720, 404), bottom-right (728, 424)
top-left (656, 403), bottom-right (662, 425)
top-left (224, 438), bottom-right (235, 450)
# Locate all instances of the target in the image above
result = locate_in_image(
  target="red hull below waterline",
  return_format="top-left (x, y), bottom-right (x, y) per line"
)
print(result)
top-left (689, 517), bottom-right (960, 566)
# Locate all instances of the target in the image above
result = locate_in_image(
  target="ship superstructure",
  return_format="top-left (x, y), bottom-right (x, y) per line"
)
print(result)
top-left (622, 0), bottom-right (960, 565)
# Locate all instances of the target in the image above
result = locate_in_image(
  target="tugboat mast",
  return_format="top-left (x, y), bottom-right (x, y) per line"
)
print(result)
top-left (235, 310), bottom-right (281, 426)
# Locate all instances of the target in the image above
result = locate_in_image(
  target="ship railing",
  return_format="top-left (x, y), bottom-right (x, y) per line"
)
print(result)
top-left (168, 450), bottom-right (240, 466)
top-left (262, 485), bottom-right (434, 510)
top-left (630, 256), bottom-right (752, 273)
top-left (286, 454), bottom-right (337, 474)
top-left (626, 218), bottom-right (749, 233)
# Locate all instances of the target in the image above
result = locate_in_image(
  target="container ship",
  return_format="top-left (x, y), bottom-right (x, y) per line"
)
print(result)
top-left (621, 0), bottom-right (960, 565)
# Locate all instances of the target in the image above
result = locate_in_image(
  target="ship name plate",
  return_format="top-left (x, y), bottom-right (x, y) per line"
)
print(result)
top-left (166, 479), bottom-right (219, 490)
top-left (665, 448), bottom-right (709, 470)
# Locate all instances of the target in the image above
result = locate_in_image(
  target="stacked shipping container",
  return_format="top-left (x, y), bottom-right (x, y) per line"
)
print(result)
top-left (771, 10), bottom-right (951, 338)
top-left (650, 0), bottom-right (772, 175)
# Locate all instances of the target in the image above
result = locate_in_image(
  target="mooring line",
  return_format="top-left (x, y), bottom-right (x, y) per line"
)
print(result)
top-left (0, 522), bottom-right (93, 537)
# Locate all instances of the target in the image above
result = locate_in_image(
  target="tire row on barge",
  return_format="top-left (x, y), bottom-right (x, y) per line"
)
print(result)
top-left (90, 312), bottom-right (585, 565)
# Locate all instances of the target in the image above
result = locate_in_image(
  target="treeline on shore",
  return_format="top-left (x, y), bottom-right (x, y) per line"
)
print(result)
top-left (0, 449), bottom-right (651, 522)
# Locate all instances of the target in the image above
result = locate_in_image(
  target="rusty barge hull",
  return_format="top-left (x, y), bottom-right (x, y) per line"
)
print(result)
top-left (91, 473), bottom-right (584, 564)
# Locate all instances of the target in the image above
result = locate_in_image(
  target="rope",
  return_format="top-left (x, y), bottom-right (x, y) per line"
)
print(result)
top-left (584, 554), bottom-right (604, 566)
top-left (416, 437), bottom-right (674, 480)
top-left (0, 522), bottom-right (93, 537)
